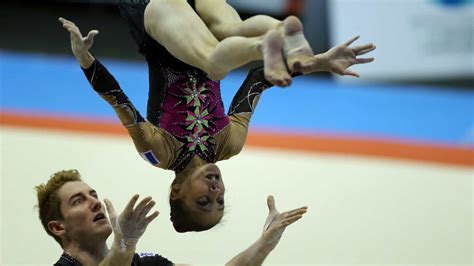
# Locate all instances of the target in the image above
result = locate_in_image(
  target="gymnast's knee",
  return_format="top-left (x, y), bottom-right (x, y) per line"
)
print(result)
top-left (205, 63), bottom-right (228, 81)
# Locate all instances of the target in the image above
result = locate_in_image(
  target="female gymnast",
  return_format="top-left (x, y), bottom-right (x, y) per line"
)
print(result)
top-left (59, 2), bottom-right (374, 232)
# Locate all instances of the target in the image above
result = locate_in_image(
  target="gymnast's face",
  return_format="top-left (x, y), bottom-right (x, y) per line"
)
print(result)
top-left (52, 181), bottom-right (112, 244)
top-left (181, 163), bottom-right (226, 225)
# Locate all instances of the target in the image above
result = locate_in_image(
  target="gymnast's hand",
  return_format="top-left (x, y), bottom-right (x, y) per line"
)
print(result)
top-left (104, 195), bottom-right (159, 250)
top-left (58, 17), bottom-right (98, 59)
top-left (260, 195), bottom-right (308, 252)
top-left (316, 36), bottom-right (376, 77)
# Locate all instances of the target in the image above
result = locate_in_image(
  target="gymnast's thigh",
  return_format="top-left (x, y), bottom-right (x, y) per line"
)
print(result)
top-left (195, 0), bottom-right (242, 29)
top-left (144, 0), bottom-right (219, 71)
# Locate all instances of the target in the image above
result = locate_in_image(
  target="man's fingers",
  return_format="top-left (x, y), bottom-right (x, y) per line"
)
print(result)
top-left (281, 214), bottom-right (304, 226)
top-left (145, 211), bottom-right (160, 224)
top-left (138, 200), bottom-right (156, 219)
top-left (134, 196), bottom-right (153, 216)
top-left (345, 35), bottom-right (360, 46)
top-left (267, 195), bottom-right (276, 212)
top-left (285, 207), bottom-right (308, 217)
top-left (104, 199), bottom-right (117, 219)
top-left (123, 194), bottom-right (140, 216)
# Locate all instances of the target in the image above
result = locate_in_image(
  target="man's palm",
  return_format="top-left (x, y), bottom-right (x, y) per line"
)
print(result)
top-left (261, 196), bottom-right (307, 252)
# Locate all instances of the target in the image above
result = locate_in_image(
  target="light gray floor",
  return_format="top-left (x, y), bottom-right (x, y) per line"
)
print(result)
top-left (1, 126), bottom-right (473, 265)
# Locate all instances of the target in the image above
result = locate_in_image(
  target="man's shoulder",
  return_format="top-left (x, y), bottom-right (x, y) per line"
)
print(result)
top-left (133, 252), bottom-right (174, 266)
top-left (54, 252), bottom-right (81, 266)
top-left (135, 251), bottom-right (157, 258)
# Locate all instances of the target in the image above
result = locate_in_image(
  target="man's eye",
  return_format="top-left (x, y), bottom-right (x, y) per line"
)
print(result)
top-left (73, 198), bottom-right (82, 205)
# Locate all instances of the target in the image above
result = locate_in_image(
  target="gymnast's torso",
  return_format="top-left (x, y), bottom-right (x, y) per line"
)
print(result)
top-left (141, 37), bottom-right (232, 172)
top-left (82, 0), bottom-right (263, 172)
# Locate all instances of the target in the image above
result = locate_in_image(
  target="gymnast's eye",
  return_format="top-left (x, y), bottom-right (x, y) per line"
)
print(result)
top-left (217, 197), bottom-right (224, 205)
top-left (197, 197), bottom-right (208, 206)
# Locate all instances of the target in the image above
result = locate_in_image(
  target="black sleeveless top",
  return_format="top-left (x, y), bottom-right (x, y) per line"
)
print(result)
top-left (54, 252), bottom-right (173, 265)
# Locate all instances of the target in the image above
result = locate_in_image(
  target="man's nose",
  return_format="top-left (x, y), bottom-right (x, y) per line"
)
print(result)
top-left (90, 197), bottom-right (102, 211)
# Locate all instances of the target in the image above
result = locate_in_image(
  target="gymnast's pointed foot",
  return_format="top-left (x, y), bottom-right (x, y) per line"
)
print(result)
top-left (262, 30), bottom-right (292, 87)
top-left (283, 16), bottom-right (317, 73)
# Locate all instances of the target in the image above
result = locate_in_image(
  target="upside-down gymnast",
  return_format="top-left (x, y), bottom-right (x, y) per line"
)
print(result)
top-left (59, 1), bottom-right (375, 233)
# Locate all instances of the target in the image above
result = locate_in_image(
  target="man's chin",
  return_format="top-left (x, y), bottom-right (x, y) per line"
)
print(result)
top-left (103, 226), bottom-right (113, 237)
top-left (95, 223), bottom-right (113, 239)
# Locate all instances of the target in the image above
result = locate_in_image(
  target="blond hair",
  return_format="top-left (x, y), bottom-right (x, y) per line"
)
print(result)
top-left (35, 169), bottom-right (82, 247)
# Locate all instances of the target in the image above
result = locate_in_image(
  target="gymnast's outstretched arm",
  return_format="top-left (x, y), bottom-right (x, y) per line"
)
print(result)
top-left (59, 17), bottom-right (145, 127)
top-left (59, 17), bottom-right (175, 169)
top-left (227, 35), bottom-right (377, 118)
top-left (214, 38), bottom-right (376, 161)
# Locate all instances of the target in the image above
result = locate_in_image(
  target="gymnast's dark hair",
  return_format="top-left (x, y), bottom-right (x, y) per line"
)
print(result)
top-left (169, 177), bottom-right (216, 233)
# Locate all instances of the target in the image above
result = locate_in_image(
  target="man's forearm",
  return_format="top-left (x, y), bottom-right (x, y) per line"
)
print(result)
top-left (225, 237), bottom-right (272, 266)
top-left (98, 239), bottom-right (136, 266)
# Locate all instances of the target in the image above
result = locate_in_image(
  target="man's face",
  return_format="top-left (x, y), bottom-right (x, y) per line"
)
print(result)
top-left (56, 181), bottom-right (112, 244)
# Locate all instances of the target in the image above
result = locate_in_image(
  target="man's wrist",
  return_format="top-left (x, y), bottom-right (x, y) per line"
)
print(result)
top-left (101, 237), bottom-right (137, 266)
top-left (113, 236), bottom-right (138, 252)
top-left (257, 236), bottom-right (274, 255)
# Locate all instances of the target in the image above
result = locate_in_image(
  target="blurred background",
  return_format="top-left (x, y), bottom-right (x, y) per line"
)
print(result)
top-left (1, 0), bottom-right (473, 265)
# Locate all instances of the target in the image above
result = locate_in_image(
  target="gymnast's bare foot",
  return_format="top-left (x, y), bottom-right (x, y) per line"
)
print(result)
top-left (283, 16), bottom-right (316, 73)
top-left (262, 30), bottom-right (292, 87)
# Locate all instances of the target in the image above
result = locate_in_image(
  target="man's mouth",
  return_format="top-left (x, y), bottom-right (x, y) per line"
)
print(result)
top-left (93, 213), bottom-right (106, 222)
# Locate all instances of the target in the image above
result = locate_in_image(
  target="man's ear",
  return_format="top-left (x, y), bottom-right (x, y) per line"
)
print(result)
top-left (48, 220), bottom-right (65, 237)
top-left (170, 184), bottom-right (182, 200)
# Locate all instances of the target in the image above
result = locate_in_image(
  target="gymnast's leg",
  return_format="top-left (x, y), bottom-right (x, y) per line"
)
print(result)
top-left (144, 0), bottom-right (291, 86)
top-left (194, 0), bottom-right (316, 73)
